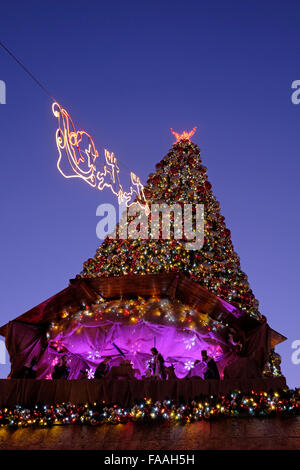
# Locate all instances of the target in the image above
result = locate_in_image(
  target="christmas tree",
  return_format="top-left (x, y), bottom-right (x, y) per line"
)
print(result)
top-left (0, 129), bottom-right (286, 386)
top-left (81, 132), bottom-right (261, 321)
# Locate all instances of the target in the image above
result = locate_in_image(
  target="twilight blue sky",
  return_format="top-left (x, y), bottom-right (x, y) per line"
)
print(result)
top-left (0, 1), bottom-right (299, 386)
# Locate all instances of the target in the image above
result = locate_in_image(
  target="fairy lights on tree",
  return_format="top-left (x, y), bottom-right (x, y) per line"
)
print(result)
top-left (81, 132), bottom-right (261, 320)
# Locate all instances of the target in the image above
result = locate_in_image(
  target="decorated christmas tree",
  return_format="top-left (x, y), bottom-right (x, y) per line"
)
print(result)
top-left (0, 128), bottom-right (288, 421)
top-left (81, 131), bottom-right (261, 321)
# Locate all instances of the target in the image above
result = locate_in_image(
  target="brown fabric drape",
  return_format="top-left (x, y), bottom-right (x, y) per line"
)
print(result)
top-left (0, 377), bottom-right (286, 408)
top-left (245, 322), bottom-right (271, 371)
top-left (5, 321), bottom-right (46, 378)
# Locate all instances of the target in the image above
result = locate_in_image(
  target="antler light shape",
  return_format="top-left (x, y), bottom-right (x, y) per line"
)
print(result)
top-left (170, 127), bottom-right (197, 143)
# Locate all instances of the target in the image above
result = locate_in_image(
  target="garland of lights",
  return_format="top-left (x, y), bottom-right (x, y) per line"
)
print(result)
top-left (1, 390), bottom-right (298, 428)
top-left (47, 297), bottom-right (223, 337)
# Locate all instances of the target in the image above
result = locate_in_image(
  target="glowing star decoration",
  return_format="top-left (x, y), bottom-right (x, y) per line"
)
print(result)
top-left (126, 338), bottom-right (141, 355)
top-left (87, 350), bottom-right (101, 360)
top-left (129, 341), bottom-right (141, 356)
top-left (184, 360), bottom-right (195, 371)
top-left (184, 336), bottom-right (197, 350)
top-left (170, 127), bottom-right (197, 143)
top-left (86, 368), bottom-right (95, 379)
top-left (52, 102), bottom-right (149, 214)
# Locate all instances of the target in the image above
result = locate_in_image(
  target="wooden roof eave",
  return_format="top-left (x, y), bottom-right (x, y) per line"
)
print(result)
top-left (0, 273), bottom-right (260, 338)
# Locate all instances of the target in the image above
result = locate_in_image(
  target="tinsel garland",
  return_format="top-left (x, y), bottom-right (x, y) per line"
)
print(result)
top-left (1, 389), bottom-right (299, 428)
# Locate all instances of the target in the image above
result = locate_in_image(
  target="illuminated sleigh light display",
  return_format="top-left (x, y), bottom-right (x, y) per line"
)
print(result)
top-left (52, 102), bottom-right (149, 213)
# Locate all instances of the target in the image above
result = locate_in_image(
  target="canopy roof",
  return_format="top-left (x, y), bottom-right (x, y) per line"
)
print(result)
top-left (0, 273), bottom-right (286, 348)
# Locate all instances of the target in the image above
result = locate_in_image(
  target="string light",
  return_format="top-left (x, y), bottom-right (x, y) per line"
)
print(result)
top-left (0, 390), bottom-right (298, 428)
top-left (48, 297), bottom-right (212, 337)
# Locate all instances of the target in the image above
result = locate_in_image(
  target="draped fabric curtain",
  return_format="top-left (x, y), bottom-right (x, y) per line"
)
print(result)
top-left (5, 319), bottom-right (271, 382)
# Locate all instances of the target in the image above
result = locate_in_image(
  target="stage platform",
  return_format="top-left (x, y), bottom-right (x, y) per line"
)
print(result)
top-left (0, 377), bottom-right (287, 407)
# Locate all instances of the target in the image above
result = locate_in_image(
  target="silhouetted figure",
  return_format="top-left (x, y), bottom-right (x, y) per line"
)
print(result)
top-left (19, 357), bottom-right (38, 379)
top-left (52, 355), bottom-right (70, 379)
top-left (94, 358), bottom-right (110, 379)
top-left (150, 347), bottom-right (166, 379)
top-left (201, 350), bottom-right (220, 380)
